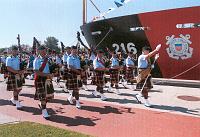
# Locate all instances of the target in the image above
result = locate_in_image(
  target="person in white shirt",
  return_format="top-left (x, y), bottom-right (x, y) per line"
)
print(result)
top-left (0, 51), bottom-right (8, 80)
top-left (135, 44), bottom-right (161, 107)
top-left (33, 46), bottom-right (54, 119)
top-left (6, 46), bottom-right (24, 110)
top-left (108, 51), bottom-right (121, 94)
top-left (125, 52), bottom-right (136, 84)
top-left (92, 50), bottom-right (109, 101)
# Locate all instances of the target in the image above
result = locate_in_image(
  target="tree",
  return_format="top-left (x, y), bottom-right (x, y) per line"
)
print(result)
top-left (0, 48), bottom-right (7, 54)
top-left (44, 36), bottom-right (60, 53)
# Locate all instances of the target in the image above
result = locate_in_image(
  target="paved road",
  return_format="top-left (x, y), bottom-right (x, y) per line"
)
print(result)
top-left (0, 75), bottom-right (200, 137)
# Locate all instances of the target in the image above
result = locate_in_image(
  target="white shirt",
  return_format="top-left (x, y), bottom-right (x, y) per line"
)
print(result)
top-left (6, 56), bottom-right (20, 70)
top-left (125, 56), bottom-right (135, 67)
top-left (138, 54), bottom-right (148, 68)
top-left (33, 56), bottom-right (50, 74)
top-left (93, 57), bottom-right (105, 69)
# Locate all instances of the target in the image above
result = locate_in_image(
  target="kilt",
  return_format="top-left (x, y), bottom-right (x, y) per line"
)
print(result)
top-left (81, 71), bottom-right (87, 85)
top-left (67, 71), bottom-right (79, 90)
top-left (7, 72), bottom-right (23, 91)
top-left (0, 64), bottom-right (7, 74)
top-left (109, 69), bottom-right (119, 83)
top-left (126, 67), bottom-right (134, 80)
top-left (26, 68), bottom-right (34, 75)
top-left (35, 76), bottom-right (54, 101)
top-left (95, 70), bottom-right (104, 86)
top-left (61, 66), bottom-right (69, 80)
top-left (136, 69), bottom-right (153, 90)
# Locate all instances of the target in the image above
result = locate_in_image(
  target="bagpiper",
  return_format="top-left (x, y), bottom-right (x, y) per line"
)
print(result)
top-left (0, 51), bottom-right (8, 80)
top-left (135, 44), bottom-right (161, 107)
top-left (54, 52), bottom-right (62, 84)
top-left (108, 51), bottom-right (121, 94)
top-left (125, 52), bottom-right (136, 88)
top-left (62, 47), bottom-right (71, 92)
top-left (26, 51), bottom-right (36, 80)
top-left (67, 46), bottom-right (82, 109)
top-left (92, 50), bottom-right (108, 101)
top-left (80, 52), bottom-right (89, 90)
top-left (6, 46), bottom-right (24, 109)
top-left (33, 45), bottom-right (55, 119)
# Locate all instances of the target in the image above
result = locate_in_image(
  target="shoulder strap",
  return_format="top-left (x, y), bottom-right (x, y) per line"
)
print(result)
top-left (97, 58), bottom-right (105, 66)
top-left (39, 58), bottom-right (48, 72)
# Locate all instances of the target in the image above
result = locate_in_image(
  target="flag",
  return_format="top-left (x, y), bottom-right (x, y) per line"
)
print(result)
top-left (114, 0), bottom-right (132, 7)
top-left (100, 8), bottom-right (115, 18)
top-left (114, 0), bottom-right (123, 7)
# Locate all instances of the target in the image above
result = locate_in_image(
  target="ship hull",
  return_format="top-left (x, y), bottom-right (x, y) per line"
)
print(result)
top-left (81, 6), bottom-right (200, 80)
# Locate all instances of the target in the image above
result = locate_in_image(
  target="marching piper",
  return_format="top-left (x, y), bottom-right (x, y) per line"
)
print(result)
top-left (125, 52), bottom-right (136, 88)
top-left (80, 52), bottom-right (89, 90)
top-left (6, 46), bottom-right (24, 110)
top-left (67, 46), bottom-right (82, 109)
top-left (26, 51), bottom-right (35, 80)
top-left (108, 51), bottom-right (121, 94)
top-left (0, 51), bottom-right (8, 80)
top-left (55, 53), bottom-right (62, 84)
top-left (62, 46), bottom-right (71, 65)
top-left (92, 50), bottom-right (108, 101)
top-left (62, 47), bottom-right (71, 92)
top-left (33, 46), bottom-right (55, 119)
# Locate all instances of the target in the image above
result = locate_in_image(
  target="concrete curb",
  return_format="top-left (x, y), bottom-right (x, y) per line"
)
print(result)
top-left (153, 78), bottom-right (200, 88)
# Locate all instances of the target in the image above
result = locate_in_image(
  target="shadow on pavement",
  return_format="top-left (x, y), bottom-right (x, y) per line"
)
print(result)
top-left (152, 104), bottom-right (200, 116)
top-left (50, 115), bottom-right (99, 127)
top-left (106, 97), bottom-right (138, 105)
top-left (0, 99), bottom-right (12, 106)
top-left (81, 105), bottom-right (122, 114)
top-left (18, 106), bottom-right (41, 115)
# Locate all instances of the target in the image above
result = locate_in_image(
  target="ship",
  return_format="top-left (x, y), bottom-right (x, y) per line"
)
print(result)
top-left (80, 0), bottom-right (200, 80)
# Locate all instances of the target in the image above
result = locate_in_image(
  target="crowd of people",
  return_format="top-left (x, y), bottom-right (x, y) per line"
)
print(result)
top-left (0, 44), bottom-right (161, 119)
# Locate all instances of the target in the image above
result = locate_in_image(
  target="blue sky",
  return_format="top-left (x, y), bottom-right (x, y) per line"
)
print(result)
top-left (0, 0), bottom-right (199, 48)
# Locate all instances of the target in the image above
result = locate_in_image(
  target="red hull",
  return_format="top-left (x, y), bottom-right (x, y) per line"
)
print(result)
top-left (139, 6), bottom-right (200, 80)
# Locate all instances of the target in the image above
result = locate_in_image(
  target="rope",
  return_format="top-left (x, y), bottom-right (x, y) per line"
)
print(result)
top-left (95, 27), bottom-right (113, 49)
top-left (154, 61), bottom-right (200, 84)
top-left (121, 61), bottom-right (200, 90)
top-left (170, 61), bottom-right (200, 79)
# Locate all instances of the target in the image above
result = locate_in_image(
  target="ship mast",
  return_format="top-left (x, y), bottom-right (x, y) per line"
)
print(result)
top-left (83, 0), bottom-right (87, 25)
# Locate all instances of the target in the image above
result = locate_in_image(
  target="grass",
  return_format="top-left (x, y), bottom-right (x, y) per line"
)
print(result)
top-left (0, 122), bottom-right (92, 137)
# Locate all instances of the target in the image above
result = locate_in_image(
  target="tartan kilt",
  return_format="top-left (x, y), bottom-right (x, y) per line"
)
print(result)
top-left (136, 75), bottom-right (153, 89)
top-left (109, 69), bottom-right (119, 83)
top-left (0, 64), bottom-right (7, 74)
top-left (67, 71), bottom-right (79, 90)
top-left (91, 75), bottom-right (96, 85)
top-left (35, 76), bottom-right (54, 101)
top-left (26, 68), bottom-right (34, 75)
top-left (95, 70), bottom-right (104, 86)
top-left (119, 66), bottom-right (126, 75)
top-left (54, 67), bottom-right (60, 77)
top-left (126, 67), bottom-right (134, 80)
top-left (7, 72), bottom-right (23, 91)
top-left (61, 66), bottom-right (69, 80)
top-left (81, 71), bottom-right (87, 85)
